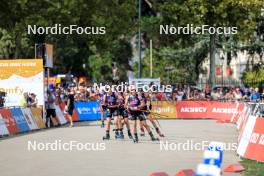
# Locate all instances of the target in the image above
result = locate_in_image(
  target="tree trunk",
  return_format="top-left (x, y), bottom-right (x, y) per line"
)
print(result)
top-left (14, 33), bottom-right (21, 59)
top-left (209, 33), bottom-right (216, 88)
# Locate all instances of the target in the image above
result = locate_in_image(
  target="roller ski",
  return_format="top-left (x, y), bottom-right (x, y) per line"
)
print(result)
top-left (115, 131), bottom-right (124, 139)
top-left (155, 128), bottom-right (165, 138)
top-left (140, 128), bottom-right (145, 137)
top-left (128, 130), bottom-right (133, 139)
top-left (119, 131), bottom-right (125, 139)
top-left (149, 132), bottom-right (159, 141)
top-left (133, 133), bottom-right (139, 143)
top-left (102, 134), bottom-right (110, 140)
top-left (151, 136), bottom-right (159, 141)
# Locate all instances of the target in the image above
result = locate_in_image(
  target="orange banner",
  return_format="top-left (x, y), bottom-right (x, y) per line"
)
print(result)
top-left (151, 101), bottom-right (177, 118)
top-left (176, 101), bottom-right (244, 122)
top-left (30, 108), bottom-right (45, 129)
top-left (0, 59), bottom-right (43, 80)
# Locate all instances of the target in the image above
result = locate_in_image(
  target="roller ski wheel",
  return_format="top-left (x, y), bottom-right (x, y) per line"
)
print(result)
top-left (151, 137), bottom-right (159, 141)
top-left (133, 138), bottom-right (139, 143)
top-left (102, 135), bottom-right (110, 140)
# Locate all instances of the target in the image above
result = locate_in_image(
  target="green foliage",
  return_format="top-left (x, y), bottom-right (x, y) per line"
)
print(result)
top-left (241, 159), bottom-right (264, 176)
top-left (0, 0), bottom-right (136, 81)
top-left (139, 0), bottom-right (263, 84)
top-left (0, 0), bottom-right (263, 83)
top-left (243, 65), bottom-right (264, 88)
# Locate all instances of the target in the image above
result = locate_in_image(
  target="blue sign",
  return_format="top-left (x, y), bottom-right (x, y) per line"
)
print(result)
top-left (75, 102), bottom-right (102, 121)
top-left (10, 108), bottom-right (30, 132)
top-left (196, 142), bottom-right (224, 176)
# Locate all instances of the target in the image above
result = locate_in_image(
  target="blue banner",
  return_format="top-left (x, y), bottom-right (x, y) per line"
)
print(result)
top-left (75, 101), bottom-right (102, 121)
top-left (10, 108), bottom-right (30, 132)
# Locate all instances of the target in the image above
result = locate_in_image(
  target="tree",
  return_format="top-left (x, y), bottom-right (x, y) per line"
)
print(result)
top-left (0, 0), bottom-right (136, 81)
top-left (140, 0), bottom-right (263, 85)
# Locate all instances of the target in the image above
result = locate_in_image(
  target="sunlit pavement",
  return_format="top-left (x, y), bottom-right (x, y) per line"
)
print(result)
top-left (0, 120), bottom-right (240, 176)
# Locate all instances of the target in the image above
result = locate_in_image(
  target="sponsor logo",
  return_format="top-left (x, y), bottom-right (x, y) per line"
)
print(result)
top-left (180, 107), bottom-right (207, 113)
top-left (212, 108), bottom-right (237, 114)
top-left (250, 133), bottom-right (264, 145)
top-left (155, 107), bottom-right (172, 113)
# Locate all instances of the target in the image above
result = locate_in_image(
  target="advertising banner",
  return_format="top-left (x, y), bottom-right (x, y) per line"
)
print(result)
top-left (10, 108), bottom-right (30, 132)
top-left (176, 101), bottom-right (208, 119)
top-left (151, 101), bottom-right (176, 118)
top-left (0, 113), bottom-right (9, 135)
top-left (75, 102), bottom-right (101, 121)
top-left (243, 118), bottom-right (264, 162)
top-left (0, 109), bottom-right (19, 134)
top-left (0, 59), bottom-right (44, 107)
top-left (176, 101), bottom-right (242, 121)
top-left (45, 44), bottom-right (53, 68)
top-left (30, 107), bottom-right (45, 129)
top-left (55, 105), bottom-right (67, 124)
top-left (237, 115), bottom-right (257, 158)
top-left (21, 108), bottom-right (38, 130)
top-left (206, 101), bottom-right (244, 121)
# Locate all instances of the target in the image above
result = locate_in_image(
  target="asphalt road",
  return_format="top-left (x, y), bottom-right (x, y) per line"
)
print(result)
top-left (0, 120), bottom-right (241, 176)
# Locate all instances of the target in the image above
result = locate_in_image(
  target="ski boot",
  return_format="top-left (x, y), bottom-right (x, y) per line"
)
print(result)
top-left (156, 128), bottom-right (165, 137)
top-left (102, 134), bottom-right (110, 140)
top-left (140, 128), bottom-right (145, 136)
top-left (115, 131), bottom-right (120, 139)
top-left (151, 136), bottom-right (159, 141)
top-left (128, 130), bottom-right (133, 139)
top-left (119, 131), bottom-right (125, 139)
top-left (149, 132), bottom-right (159, 141)
top-left (133, 133), bottom-right (139, 143)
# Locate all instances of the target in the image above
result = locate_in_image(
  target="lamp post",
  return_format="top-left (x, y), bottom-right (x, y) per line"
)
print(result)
top-left (138, 0), bottom-right (142, 78)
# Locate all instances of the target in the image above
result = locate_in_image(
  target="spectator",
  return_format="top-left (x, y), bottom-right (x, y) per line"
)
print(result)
top-left (29, 93), bottom-right (38, 107)
top-left (46, 90), bottom-right (59, 128)
top-left (234, 88), bottom-right (243, 101)
top-left (250, 88), bottom-right (260, 102)
top-left (20, 92), bottom-right (28, 108)
top-left (176, 90), bottom-right (184, 101)
top-left (65, 87), bottom-right (75, 127)
top-left (225, 89), bottom-right (234, 101)
top-left (211, 89), bottom-right (220, 101)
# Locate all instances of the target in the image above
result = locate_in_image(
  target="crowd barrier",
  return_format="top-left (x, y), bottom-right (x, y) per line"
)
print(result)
top-left (0, 100), bottom-right (263, 162)
top-left (0, 105), bottom-right (67, 136)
